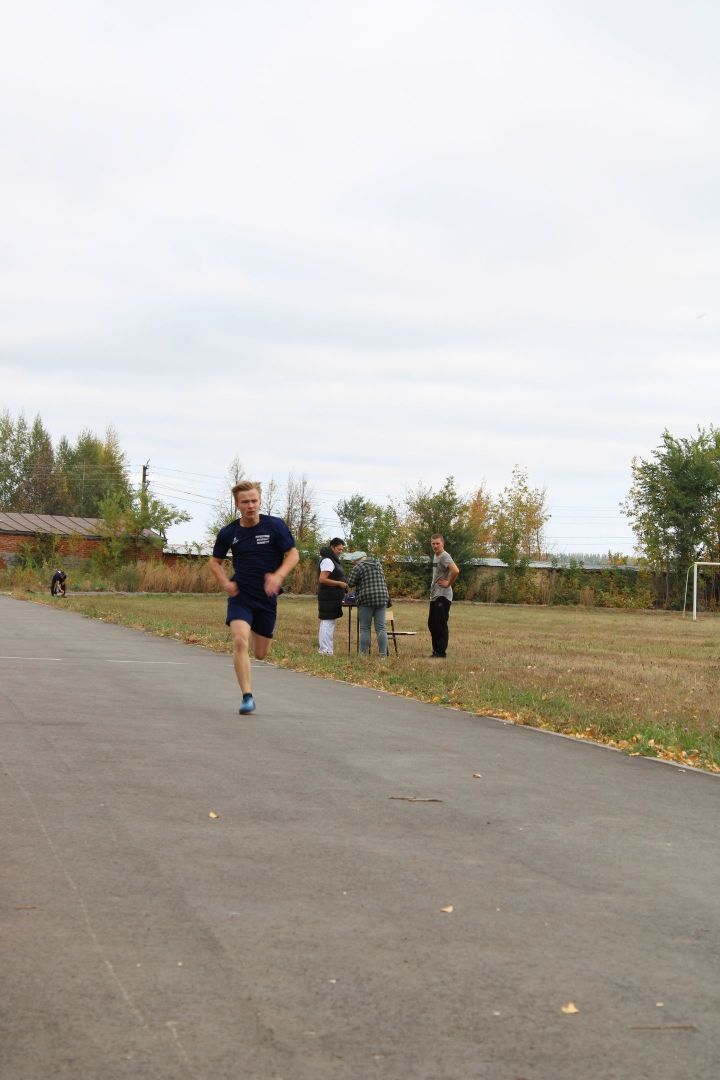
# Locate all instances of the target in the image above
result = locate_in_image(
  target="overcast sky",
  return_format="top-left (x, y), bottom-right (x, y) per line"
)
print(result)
top-left (2, 0), bottom-right (718, 553)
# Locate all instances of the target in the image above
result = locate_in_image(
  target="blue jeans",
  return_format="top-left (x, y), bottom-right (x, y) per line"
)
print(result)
top-left (358, 605), bottom-right (388, 656)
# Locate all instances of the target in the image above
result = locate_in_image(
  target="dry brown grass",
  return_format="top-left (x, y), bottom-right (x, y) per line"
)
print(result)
top-left (26, 593), bottom-right (720, 771)
top-left (135, 560), bottom-right (218, 593)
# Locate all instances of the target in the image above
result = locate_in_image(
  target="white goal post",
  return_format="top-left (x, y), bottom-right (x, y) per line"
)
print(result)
top-left (683, 562), bottom-right (720, 620)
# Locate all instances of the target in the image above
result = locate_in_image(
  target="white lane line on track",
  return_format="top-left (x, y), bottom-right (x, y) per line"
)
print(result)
top-left (0, 656), bottom-right (186, 664)
top-left (104, 660), bottom-right (187, 665)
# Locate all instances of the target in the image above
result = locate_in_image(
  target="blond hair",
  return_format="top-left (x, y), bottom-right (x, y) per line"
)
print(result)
top-left (232, 480), bottom-right (262, 498)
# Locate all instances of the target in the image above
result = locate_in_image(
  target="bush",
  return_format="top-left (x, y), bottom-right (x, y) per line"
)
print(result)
top-left (0, 550), bottom-right (657, 610)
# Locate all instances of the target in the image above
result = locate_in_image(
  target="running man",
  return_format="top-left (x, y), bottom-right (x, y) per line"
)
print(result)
top-left (209, 481), bottom-right (299, 714)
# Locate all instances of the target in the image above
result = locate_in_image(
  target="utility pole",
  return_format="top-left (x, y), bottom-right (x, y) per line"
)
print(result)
top-left (140, 461), bottom-right (150, 526)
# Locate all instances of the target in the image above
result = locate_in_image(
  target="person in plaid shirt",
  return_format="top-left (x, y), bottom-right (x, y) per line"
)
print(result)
top-left (346, 552), bottom-right (390, 657)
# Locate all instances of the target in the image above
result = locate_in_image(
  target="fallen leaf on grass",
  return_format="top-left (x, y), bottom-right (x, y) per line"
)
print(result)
top-left (561, 1002), bottom-right (579, 1014)
top-left (440, 905), bottom-right (454, 913)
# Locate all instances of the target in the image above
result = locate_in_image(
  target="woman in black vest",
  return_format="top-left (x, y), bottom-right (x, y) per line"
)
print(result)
top-left (317, 538), bottom-right (347, 655)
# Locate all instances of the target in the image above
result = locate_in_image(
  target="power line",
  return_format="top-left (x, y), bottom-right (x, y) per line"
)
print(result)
top-left (149, 465), bottom-right (227, 481)
top-left (3, 455), bottom-right (640, 544)
top-left (150, 484), bottom-right (216, 504)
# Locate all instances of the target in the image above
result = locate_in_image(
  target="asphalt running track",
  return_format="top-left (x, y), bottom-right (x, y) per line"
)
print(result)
top-left (1, 593), bottom-right (719, 1080)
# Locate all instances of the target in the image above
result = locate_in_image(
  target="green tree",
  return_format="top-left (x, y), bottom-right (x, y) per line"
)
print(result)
top-left (467, 482), bottom-right (494, 556)
top-left (21, 416), bottom-right (71, 513)
top-left (96, 487), bottom-right (191, 567)
top-left (56, 427), bottom-right (132, 516)
top-left (0, 410), bottom-right (30, 509)
top-left (621, 428), bottom-right (720, 604)
top-left (0, 411), bottom-right (71, 512)
top-left (334, 494), bottom-right (399, 558)
top-left (491, 466), bottom-right (550, 567)
top-left (404, 476), bottom-right (479, 581)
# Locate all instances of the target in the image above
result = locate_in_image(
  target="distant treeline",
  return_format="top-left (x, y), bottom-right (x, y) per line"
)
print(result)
top-left (5, 412), bottom-right (720, 608)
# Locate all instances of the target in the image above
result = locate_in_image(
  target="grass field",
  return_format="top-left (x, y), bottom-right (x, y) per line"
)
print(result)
top-left (25, 592), bottom-right (720, 772)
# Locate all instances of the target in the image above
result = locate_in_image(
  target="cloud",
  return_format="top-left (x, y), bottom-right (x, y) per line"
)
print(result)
top-left (2, 1), bottom-right (719, 551)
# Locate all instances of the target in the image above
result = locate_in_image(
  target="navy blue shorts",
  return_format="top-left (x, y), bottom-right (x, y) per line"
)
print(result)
top-left (226, 593), bottom-right (277, 639)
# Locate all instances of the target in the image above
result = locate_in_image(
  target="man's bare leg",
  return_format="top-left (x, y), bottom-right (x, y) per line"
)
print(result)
top-left (251, 632), bottom-right (272, 662)
top-left (230, 620), bottom-right (253, 694)
top-left (229, 620), bottom-right (272, 697)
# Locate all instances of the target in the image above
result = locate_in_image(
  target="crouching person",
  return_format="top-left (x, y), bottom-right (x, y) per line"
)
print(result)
top-left (51, 568), bottom-right (67, 596)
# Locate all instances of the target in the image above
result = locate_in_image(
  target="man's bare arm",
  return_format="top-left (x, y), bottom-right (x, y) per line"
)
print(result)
top-left (264, 546), bottom-right (300, 596)
top-left (437, 559), bottom-right (460, 589)
top-left (208, 556), bottom-right (239, 596)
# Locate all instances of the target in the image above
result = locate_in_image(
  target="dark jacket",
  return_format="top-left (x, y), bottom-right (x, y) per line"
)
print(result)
top-left (317, 547), bottom-right (346, 620)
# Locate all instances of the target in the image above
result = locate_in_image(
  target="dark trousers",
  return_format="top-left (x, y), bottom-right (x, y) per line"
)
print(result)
top-left (428, 597), bottom-right (451, 656)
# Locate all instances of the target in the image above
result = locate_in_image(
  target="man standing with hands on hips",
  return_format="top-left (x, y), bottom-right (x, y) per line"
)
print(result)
top-left (428, 534), bottom-right (459, 658)
top-left (209, 480), bottom-right (299, 714)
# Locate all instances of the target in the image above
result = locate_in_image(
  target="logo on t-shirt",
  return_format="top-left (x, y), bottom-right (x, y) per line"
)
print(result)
top-left (255, 534), bottom-right (270, 545)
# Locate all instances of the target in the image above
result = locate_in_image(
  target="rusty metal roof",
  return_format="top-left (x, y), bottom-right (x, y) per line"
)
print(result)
top-left (0, 513), bottom-right (104, 537)
top-left (0, 513), bottom-right (163, 540)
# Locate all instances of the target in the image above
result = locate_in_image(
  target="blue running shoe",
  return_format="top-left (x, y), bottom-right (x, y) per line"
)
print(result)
top-left (239, 694), bottom-right (256, 715)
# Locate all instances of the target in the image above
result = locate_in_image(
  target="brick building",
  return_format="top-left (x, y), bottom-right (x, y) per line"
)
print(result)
top-left (0, 513), bottom-right (161, 567)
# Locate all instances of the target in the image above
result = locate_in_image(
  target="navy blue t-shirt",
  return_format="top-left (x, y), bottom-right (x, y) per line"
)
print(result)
top-left (212, 515), bottom-right (295, 597)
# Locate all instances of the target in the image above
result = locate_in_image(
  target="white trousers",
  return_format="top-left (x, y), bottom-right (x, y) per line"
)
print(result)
top-left (318, 620), bottom-right (336, 655)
